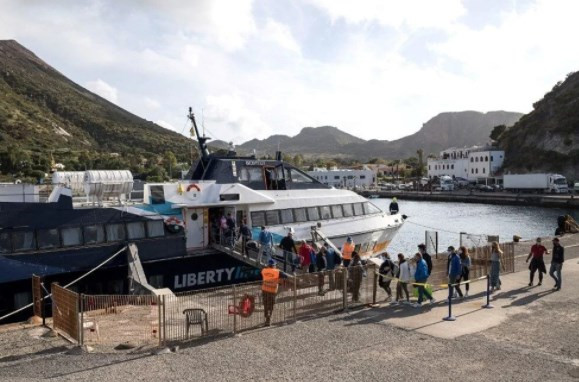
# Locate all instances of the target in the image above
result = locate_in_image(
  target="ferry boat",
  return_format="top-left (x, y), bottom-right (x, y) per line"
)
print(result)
top-left (0, 108), bottom-right (404, 322)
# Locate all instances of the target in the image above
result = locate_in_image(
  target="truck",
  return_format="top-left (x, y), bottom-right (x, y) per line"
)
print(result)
top-left (503, 173), bottom-right (568, 194)
top-left (434, 175), bottom-right (455, 191)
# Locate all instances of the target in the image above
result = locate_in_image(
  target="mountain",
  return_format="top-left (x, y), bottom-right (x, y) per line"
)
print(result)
top-left (234, 111), bottom-right (522, 160)
top-left (239, 126), bottom-right (363, 157)
top-left (497, 71), bottom-right (579, 180)
top-left (0, 40), bottom-right (192, 166)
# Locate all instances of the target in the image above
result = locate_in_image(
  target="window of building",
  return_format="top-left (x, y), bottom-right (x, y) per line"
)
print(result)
top-left (485, 156), bottom-right (488, 162)
top-left (106, 224), bottom-right (126, 242)
top-left (61, 227), bottom-right (82, 247)
top-left (342, 204), bottom-right (354, 217)
top-left (470, 158), bottom-right (473, 162)
top-left (0, 233), bottom-right (11, 253)
top-left (127, 222), bottom-right (146, 239)
top-left (353, 203), bottom-right (364, 216)
top-left (37, 229), bottom-right (60, 250)
top-left (428, 165), bottom-right (431, 170)
top-left (293, 208), bottom-right (308, 222)
top-left (251, 211), bottom-right (266, 227)
top-left (475, 157), bottom-right (479, 162)
top-left (483, 168), bottom-right (486, 174)
top-left (147, 220), bottom-right (165, 238)
top-left (471, 169), bottom-right (474, 174)
top-left (307, 207), bottom-right (320, 221)
top-left (280, 209), bottom-right (294, 224)
top-left (334, 176), bottom-right (340, 180)
top-left (360, 175), bottom-right (366, 179)
top-left (320, 206), bottom-right (332, 219)
top-left (265, 210), bottom-right (280, 226)
top-left (476, 168), bottom-right (479, 174)
top-left (84, 225), bottom-right (105, 245)
top-left (491, 155), bottom-right (494, 161)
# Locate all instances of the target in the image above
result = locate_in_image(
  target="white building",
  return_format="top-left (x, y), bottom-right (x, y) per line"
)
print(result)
top-left (307, 168), bottom-right (374, 188)
top-left (427, 146), bottom-right (505, 182)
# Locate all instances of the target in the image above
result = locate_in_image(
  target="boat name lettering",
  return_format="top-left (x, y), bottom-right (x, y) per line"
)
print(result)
top-left (245, 160), bottom-right (266, 166)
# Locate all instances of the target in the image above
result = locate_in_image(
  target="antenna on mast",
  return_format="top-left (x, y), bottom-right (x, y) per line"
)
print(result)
top-left (188, 107), bottom-right (211, 161)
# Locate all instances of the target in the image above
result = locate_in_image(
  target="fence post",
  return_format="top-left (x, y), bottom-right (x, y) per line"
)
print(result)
top-left (292, 276), bottom-right (297, 322)
top-left (78, 293), bottom-right (84, 346)
top-left (443, 283), bottom-right (456, 321)
top-left (232, 285), bottom-right (238, 334)
top-left (342, 267), bottom-right (348, 312)
top-left (372, 265), bottom-right (378, 305)
top-left (157, 295), bottom-right (162, 346)
top-left (482, 274), bottom-right (494, 309)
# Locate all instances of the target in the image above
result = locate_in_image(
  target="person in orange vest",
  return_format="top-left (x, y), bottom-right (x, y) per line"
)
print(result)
top-left (261, 259), bottom-right (280, 327)
top-left (341, 237), bottom-right (355, 267)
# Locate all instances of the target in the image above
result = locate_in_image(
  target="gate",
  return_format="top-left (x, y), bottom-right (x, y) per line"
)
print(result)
top-left (51, 283), bottom-right (80, 342)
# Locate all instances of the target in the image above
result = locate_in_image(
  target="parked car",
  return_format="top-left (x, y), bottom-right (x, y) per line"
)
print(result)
top-left (476, 184), bottom-right (494, 192)
top-left (574, 182), bottom-right (579, 194)
top-left (454, 177), bottom-right (470, 188)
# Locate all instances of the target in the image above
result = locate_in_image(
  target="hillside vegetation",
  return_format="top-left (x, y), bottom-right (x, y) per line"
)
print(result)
top-left (497, 71), bottom-right (579, 180)
top-left (0, 40), bottom-right (192, 180)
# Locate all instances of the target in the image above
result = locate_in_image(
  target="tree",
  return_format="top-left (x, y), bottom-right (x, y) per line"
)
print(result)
top-left (293, 154), bottom-right (304, 168)
top-left (490, 125), bottom-right (507, 141)
top-left (164, 150), bottom-right (177, 178)
top-left (368, 158), bottom-right (386, 165)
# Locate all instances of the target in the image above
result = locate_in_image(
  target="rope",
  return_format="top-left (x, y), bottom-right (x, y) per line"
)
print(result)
top-left (405, 220), bottom-right (492, 238)
top-left (376, 271), bottom-right (488, 288)
top-left (0, 246), bottom-right (127, 322)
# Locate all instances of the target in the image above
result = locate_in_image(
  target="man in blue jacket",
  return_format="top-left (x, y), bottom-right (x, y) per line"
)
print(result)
top-left (413, 252), bottom-right (435, 307)
top-left (447, 246), bottom-right (463, 298)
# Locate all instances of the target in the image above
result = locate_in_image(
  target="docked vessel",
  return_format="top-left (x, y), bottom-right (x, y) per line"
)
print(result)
top-left (0, 108), bottom-right (404, 321)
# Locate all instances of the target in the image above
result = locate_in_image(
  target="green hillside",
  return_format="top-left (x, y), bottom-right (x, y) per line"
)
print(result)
top-left (0, 40), bottom-right (193, 180)
top-left (497, 71), bottom-right (579, 181)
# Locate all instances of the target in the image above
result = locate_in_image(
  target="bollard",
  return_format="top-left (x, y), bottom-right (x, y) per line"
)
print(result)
top-left (443, 283), bottom-right (456, 321)
top-left (482, 274), bottom-right (494, 309)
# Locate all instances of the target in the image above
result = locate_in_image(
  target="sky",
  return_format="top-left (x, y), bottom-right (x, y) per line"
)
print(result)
top-left (1, 0), bottom-right (579, 144)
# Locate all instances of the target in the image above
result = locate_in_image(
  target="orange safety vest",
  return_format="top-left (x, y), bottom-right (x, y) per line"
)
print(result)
top-left (261, 268), bottom-right (280, 294)
top-left (342, 242), bottom-right (355, 260)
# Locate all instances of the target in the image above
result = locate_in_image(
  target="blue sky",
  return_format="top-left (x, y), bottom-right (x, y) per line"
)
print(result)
top-left (1, 0), bottom-right (578, 143)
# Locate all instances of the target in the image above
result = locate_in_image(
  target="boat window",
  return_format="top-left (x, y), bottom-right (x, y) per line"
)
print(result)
top-left (251, 211), bottom-right (266, 227)
top-left (280, 209), bottom-right (294, 224)
top-left (289, 169), bottom-right (314, 183)
top-left (239, 167), bottom-right (264, 182)
top-left (84, 225), bottom-right (105, 245)
top-left (147, 220), bottom-right (165, 238)
top-left (353, 203), bottom-right (364, 216)
top-left (106, 224), bottom-right (126, 242)
top-left (37, 229), bottom-right (60, 250)
top-left (127, 222), bottom-right (146, 240)
top-left (363, 202), bottom-right (382, 215)
top-left (265, 210), bottom-right (280, 226)
top-left (14, 291), bottom-right (32, 310)
top-left (0, 233), bottom-right (11, 253)
top-left (293, 208), bottom-right (308, 222)
top-left (62, 227), bottom-right (82, 247)
top-left (331, 205), bottom-right (343, 218)
top-left (320, 206), bottom-right (332, 220)
top-left (342, 204), bottom-right (354, 217)
top-left (362, 242), bottom-right (370, 253)
top-left (307, 207), bottom-right (320, 221)
top-left (149, 185), bottom-right (166, 205)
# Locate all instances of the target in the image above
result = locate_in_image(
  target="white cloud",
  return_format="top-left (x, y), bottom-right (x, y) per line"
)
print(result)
top-left (144, 97), bottom-right (161, 110)
top-left (85, 79), bottom-right (118, 103)
top-left (305, 0), bottom-right (466, 30)
top-left (261, 19), bottom-right (301, 54)
top-left (156, 120), bottom-right (178, 132)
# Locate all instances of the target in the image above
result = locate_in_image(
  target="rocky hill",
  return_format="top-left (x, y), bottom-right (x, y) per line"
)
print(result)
top-left (0, 40), bottom-right (192, 170)
top-left (497, 71), bottom-right (579, 181)
top-left (232, 111), bottom-right (522, 160)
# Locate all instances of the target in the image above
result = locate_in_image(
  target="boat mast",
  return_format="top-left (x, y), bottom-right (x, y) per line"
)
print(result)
top-left (188, 107), bottom-right (211, 161)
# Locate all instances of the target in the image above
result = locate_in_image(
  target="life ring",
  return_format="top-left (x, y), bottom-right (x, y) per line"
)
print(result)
top-left (165, 216), bottom-right (183, 226)
top-left (186, 183), bottom-right (201, 192)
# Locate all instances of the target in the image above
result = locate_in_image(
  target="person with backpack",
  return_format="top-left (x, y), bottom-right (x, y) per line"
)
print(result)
top-left (393, 253), bottom-right (412, 305)
top-left (324, 242), bottom-right (340, 290)
top-left (447, 246), bottom-right (463, 299)
top-left (458, 246), bottom-right (471, 297)
top-left (279, 230), bottom-right (298, 272)
top-left (299, 240), bottom-right (315, 273)
top-left (378, 252), bottom-right (396, 301)
top-left (413, 252), bottom-right (435, 308)
top-left (316, 246), bottom-right (328, 295)
top-left (417, 244), bottom-right (432, 276)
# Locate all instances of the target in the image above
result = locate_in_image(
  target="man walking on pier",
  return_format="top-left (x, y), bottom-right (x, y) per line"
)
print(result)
top-left (418, 244), bottom-right (432, 276)
top-left (526, 238), bottom-right (548, 286)
top-left (549, 238), bottom-right (564, 291)
top-left (261, 259), bottom-right (280, 327)
top-left (413, 252), bottom-right (435, 307)
top-left (258, 226), bottom-right (274, 265)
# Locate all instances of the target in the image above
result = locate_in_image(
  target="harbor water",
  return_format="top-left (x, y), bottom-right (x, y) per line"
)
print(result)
top-left (372, 198), bottom-right (578, 255)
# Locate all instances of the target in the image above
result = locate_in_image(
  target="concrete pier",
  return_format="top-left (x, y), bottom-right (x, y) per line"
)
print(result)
top-left (359, 189), bottom-right (579, 209)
